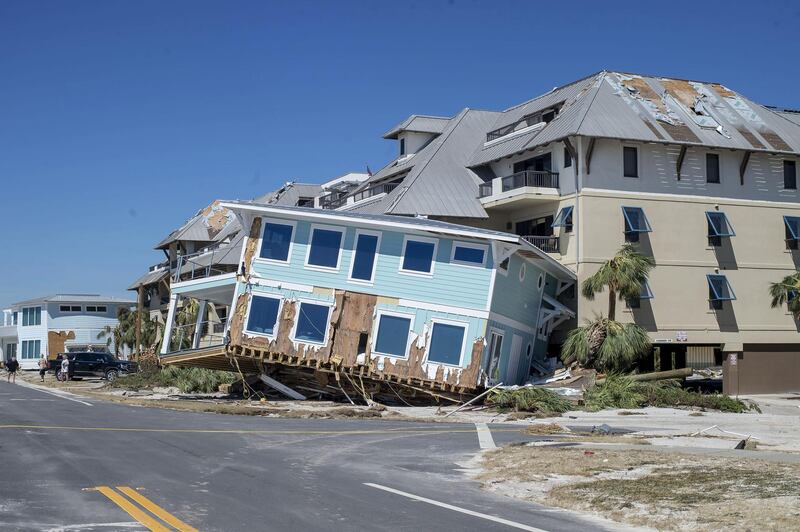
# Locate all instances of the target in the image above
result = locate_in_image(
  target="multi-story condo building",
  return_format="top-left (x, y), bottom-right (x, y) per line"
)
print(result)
top-left (326, 71), bottom-right (800, 394)
top-left (1, 294), bottom-right (134, 369)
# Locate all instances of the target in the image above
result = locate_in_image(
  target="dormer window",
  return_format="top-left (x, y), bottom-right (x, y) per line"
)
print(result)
top-left (486, 103), bottom-right (563, 142)
top-left (400, 138), bottom-right (406, 156)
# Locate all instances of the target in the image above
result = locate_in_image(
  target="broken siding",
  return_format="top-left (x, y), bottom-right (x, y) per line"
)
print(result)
top-left (248, 217), bottom-right (494, 311)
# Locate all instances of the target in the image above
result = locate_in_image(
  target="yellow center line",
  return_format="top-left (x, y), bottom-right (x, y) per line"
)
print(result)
top-left (95, 486), bottom-right (171, 532)
top-left (0, 423), bottom-right (522, 436)
top-left (117, 486), bottom-right (199, 532)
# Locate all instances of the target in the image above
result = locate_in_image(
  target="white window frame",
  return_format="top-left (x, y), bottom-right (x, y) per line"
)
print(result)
top-left (424, 318), bottom-right (469, 368)
top-left (348, 229), bottom-right (382, 285)
top-left (255, 217), bottom-right (297, 266)
top-left (519, 262), bottom-right (527, 282)
top-left (244, 293), bottom-right (284, 339)
top-left (290, 299), bottom-right (333, 346)
top-left (622, 144), bottom-right (640, 178)
top-left (371, 309), bottom-right (415, 360)
top-left (450, 241), bottom-right (488, 267)
top-left (399, 235), bottom-right (439, 277)
top-left (22, 306), bottom-right (41, 327)
top-left (304, 223), bottom-right (346, 272)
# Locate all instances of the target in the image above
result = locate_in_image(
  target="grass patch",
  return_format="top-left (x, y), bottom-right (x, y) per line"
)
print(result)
top-left (584, 376), bottom-right (756, 413)
top-left (113, 366), bottom-right (236, 394)
top-left (486, 387), bottom-right (572, 415)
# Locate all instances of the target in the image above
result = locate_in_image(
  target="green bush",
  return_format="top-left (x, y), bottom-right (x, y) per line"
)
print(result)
top-left (486, 387), bottom-right (572, 415)
top-left (115, 366), bottom-right (236, 393)
top-left (583, 376), bottom-right (754, 413)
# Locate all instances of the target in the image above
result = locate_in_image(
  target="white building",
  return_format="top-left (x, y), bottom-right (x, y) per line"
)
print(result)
top-left (1, 294), bottom-right (134, 370)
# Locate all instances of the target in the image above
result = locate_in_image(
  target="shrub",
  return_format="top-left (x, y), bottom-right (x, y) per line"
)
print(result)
top-left (115, 366), bottom-right (236, 393)
top-left (486, 387), bottom-right (572, 415)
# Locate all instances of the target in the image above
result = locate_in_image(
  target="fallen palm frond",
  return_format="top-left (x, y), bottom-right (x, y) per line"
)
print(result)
top-left (583, 375), bottom-right (756, 413)
top-left (113, 366), bottom-right (236, 393)
top-left (486, 387), bottom-right (572, 415)
top-left (561, 318), bottom-right (650, 372)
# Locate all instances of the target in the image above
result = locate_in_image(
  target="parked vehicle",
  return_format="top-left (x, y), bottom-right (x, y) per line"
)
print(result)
top-left (52, 352), bottom-right (137, 381)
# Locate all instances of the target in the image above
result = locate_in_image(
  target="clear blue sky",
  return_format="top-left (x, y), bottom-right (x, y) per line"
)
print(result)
top-left (1, 0), bottom-right (799, 308)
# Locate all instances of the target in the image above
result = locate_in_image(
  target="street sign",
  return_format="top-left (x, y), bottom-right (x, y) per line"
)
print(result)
top-left (728, 353), bottom-right (738, 366)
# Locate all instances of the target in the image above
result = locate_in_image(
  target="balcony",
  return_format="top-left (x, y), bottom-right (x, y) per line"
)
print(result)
top-left (167, 319), bottom-right (228, 354)
top-left (172, 248), bottom-right (235, 283)
top-left (351, 182), bottom-right (399, 204)
top-left (319, 191), bottom-right (348, 210)
top-left (521, 235), bottom-right (560, 254)
top-left (479, 171), bottom-right (560, 210)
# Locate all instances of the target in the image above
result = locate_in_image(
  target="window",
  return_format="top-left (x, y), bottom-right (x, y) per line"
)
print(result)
top-left (246, 295), bottom-right (282, 337)
top-left (296, 197), bottom-right (314, 207)
top-left (86, 306), bottom-right (107, 313)
top-left (349, 231), bottom-right (380, 282)
top-left (292, 302), bottom-right (331, 344)
top-left (519, 262), bottom-right (526, 282)
top-left (552, 206), bottom-right (574, 233)
top-left (60, 305), bottom-right (81, 312)
top-left (623, 146), bottom-right (638, 177)
top-left (12, 312), bottom-right (17, 325)
top-left (400, 237), bottom-right (437, 275)
top-left (707, 274), bottom-right (736, 310)
top-left (305, 225), bottom-right (344, 270)
top-left (706, 211), bottom-right (734, 246)
top-left (400, 138), bottom-right (406, 156)
top-left (626, 280), bottom-right (653, 309)
top-left (706, 153), bottom-right (720, 183)
top-left (498, 257), bottom-right (510, 274)
top-left (563, 146), bottom-right (572, 168)
top-left (451, 242), bottom-right (487, 267)
top-left (426, 321), bottom-right (467, 366)
top-left (785, 216), bottom-right (800, 250)
top-left (21, 340), bottom-right (41, 359)
top-left (259, 221), bottom-right (294, 262)
top-left (22, 307), bottom-right (41, 326)
top-left (785, 160), bottom-right (797, 190)
top-left (5, 343), bottom-right (16, 359)
top-left (622, 206), bottom-right (652, 242)
top-left (372, 312), bottom-right (413, 358)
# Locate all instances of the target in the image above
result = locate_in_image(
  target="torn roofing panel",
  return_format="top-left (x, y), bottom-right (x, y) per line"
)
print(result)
top-left (155, 201), bottom-right (239, 249)
top-left (128, 267), bottom-right (169, 290)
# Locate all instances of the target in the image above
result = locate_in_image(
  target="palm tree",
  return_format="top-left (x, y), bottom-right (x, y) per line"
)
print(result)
top-left (581, 243), bottom-right (655, 320)
top-left (769, 271), bottom-right (800, 319)
top-left (98, 307), bottom-right (163, 356)
top-left (561, 245), bottom-right (655, 372)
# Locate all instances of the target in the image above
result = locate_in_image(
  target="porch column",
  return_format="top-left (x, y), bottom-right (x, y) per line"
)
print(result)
top-left (160, 293), bottom-right (179, 355)
top-left (191, 300), bottom-right (208, 350)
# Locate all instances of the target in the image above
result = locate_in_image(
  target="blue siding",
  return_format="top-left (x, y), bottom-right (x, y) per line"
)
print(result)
top-left (489, 254), bottom-right (547, 328)
top-left (484, 319), bottom-right (538, 385)
top-left (250, 218), bottom-right (493, 311)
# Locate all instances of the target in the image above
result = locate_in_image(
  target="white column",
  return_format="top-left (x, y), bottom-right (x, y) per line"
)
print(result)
top-left (191, 300), bottom-right (207, 350)
top-left (160, 293), bottom-right (179, 355)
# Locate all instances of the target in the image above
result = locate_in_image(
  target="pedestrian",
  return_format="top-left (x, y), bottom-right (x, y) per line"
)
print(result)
top-left (67, 355), bottom-right (75, 381)
top-left (6, 356), bottom-right (19, 383)
top-left (38, 355), bottom-right (48, 382)
top-left (61, 354), bottom-right (70, 382)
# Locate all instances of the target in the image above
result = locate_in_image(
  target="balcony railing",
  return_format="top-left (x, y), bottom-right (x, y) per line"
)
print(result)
top-left (168, 319), bottom-right (227, 353)
top-left (522, 235), bottom-right (560, 254)
top-left (173, 248), bottom-right (232, 283)
top-left (351, 182), bottom-right (399, 203)
top-left (502, 170), bottom-right (559, 192)
top-left (478, 182), bottom-right (493, 198)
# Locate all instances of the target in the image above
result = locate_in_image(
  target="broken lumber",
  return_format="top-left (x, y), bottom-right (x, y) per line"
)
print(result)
top-left (259, 373), bottom-right (307, 400)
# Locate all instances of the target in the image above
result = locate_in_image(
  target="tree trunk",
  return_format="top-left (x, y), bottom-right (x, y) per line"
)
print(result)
top-left (608, 287), bottom-right (616, 321)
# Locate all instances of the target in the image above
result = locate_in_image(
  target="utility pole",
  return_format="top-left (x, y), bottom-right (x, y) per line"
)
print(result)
top-left (136, 285), bottom-right (143, 360)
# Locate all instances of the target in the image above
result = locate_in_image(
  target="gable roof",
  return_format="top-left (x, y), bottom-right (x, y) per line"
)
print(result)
top-left (155, 201), bottom-right (238, 250)
top-left (383, 115), bottom-right (451, 139)
top-left (469, 71), bottom-right (800, 167)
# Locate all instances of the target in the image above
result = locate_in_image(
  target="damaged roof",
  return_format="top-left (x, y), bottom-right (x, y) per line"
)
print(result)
top-left (220, 201), bottom-right (575, 280)
top-left (382, 114), bottom-right (451, 139)
top-left (127, 266), bottom-right (169, 291)
top-left (155, 201), bottom-right (238, 250)
top-left (470, 71), bottom-right (800, 166)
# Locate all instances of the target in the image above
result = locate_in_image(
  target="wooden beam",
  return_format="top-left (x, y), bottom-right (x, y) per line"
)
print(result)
top-left (676, 145), bottom-right (687, 180)
top-left (740, 151), bottom-right (752, 185)
top-left (259, 373), bottom-right (307, 400)
top-left (585, 138), bottom-right (596, 175)
top-left (563, 137), bottom-right (578, 175)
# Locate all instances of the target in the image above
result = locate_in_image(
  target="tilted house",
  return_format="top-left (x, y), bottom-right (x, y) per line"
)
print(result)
top-left (159, 203), bottom-right (574, 394)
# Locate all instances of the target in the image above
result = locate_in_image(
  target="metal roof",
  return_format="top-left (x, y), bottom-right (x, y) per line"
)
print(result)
top-left (220, 201), bottom-right (575, 280)
top-left (469, 71), bottom-right (800, 167)
top-left (12, 294), bottom-right (135, 307)
top-left (127, 267), bottom-right (169, 290)
top-left (155, 201), bottom-right (238, 249)
top-left (383, 115), bottom-right (451, 139)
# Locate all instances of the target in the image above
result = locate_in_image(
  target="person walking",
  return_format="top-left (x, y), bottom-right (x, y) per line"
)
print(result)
top-left (60, 354), bottom-right (70, 382)
top-left (38, 355), bottom-right (48, 382)
top-left (6, 356), bottom-right (19, 383)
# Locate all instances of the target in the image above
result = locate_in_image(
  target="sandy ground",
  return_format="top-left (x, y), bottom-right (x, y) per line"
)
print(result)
top-left (475, 445), bottom-right (800, 532)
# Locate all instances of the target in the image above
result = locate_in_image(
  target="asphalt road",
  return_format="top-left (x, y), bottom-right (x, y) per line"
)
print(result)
top-left (0, 379), bottom-right (608, 532)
